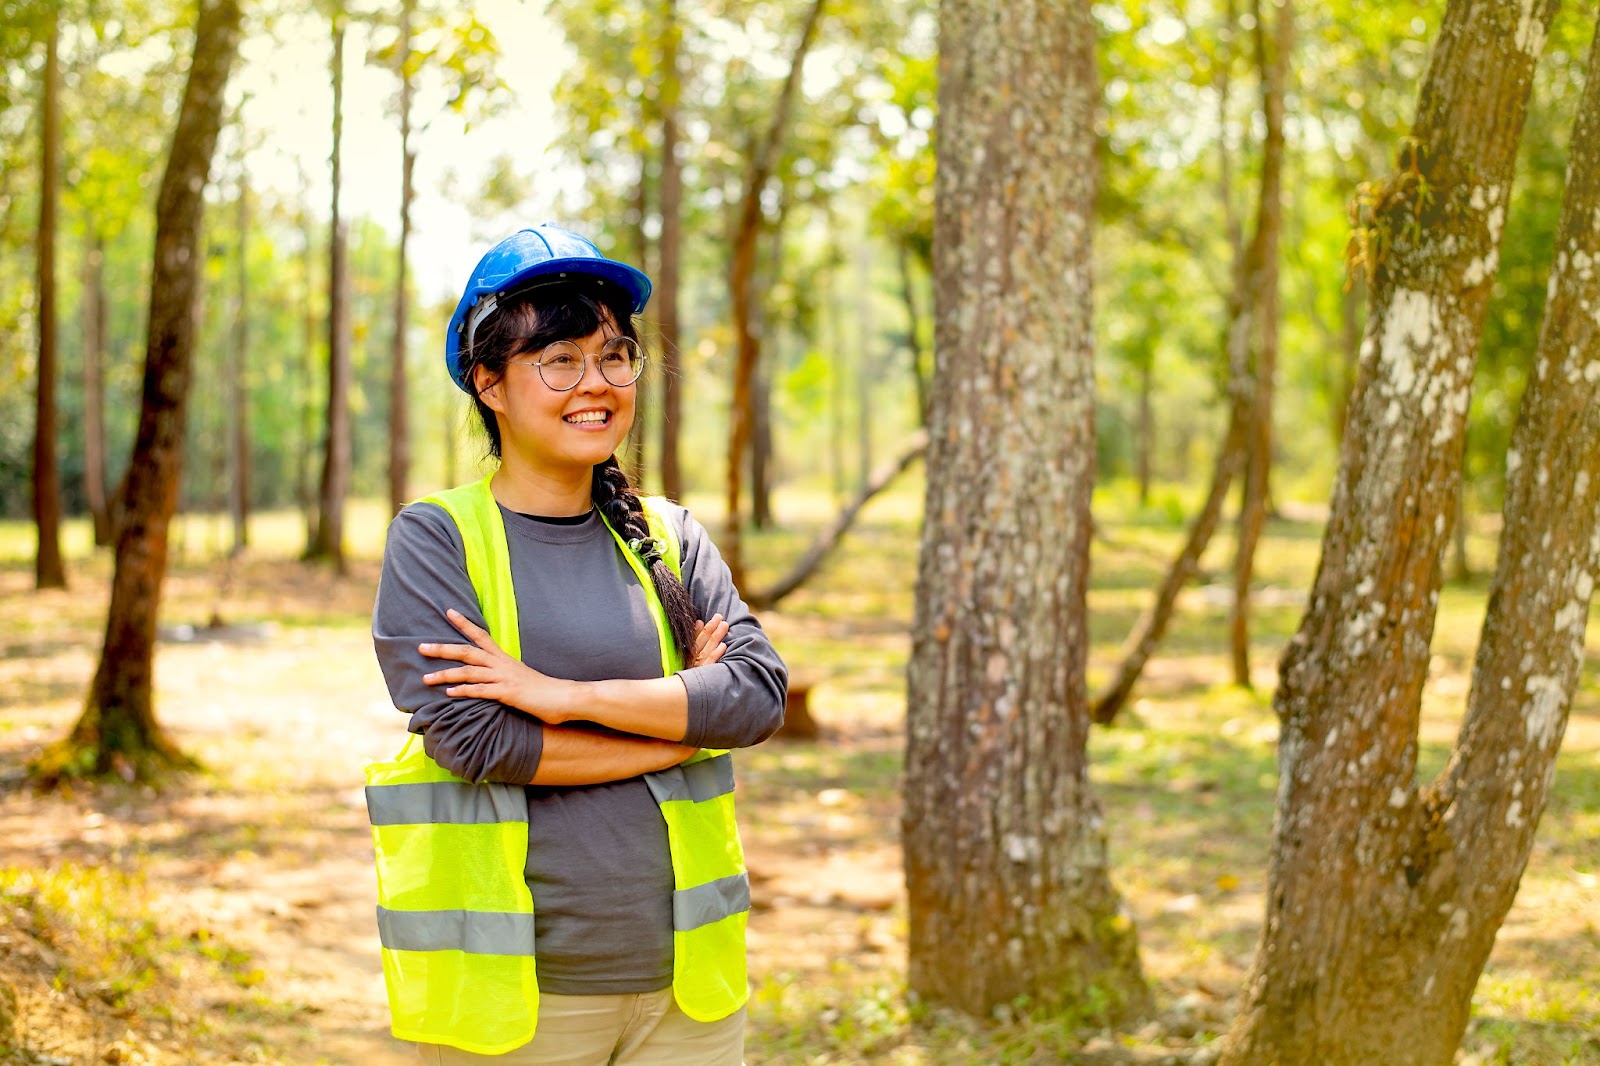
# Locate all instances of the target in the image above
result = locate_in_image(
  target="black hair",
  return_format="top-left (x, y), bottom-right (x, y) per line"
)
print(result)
top-left (457, 279), bottom-right (700, 663)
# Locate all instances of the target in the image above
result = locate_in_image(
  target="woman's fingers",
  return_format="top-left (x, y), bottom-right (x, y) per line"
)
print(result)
top-left (422, 664), bottom-right (493, 686)
top-left (418, 642), bottom-right (484, 664)
top-left (444, 609), bottom-right (500, 650)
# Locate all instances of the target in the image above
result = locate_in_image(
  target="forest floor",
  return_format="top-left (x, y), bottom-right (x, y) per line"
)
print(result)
top-left (0, 485), bottom-right (1597, 1065)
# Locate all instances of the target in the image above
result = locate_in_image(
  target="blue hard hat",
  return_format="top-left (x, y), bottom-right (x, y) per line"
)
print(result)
top-left (445, 223), bottom-right (653, 392)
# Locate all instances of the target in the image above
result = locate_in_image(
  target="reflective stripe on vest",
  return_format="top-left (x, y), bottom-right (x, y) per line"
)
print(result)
top-left (366, 474), bottom-right (750, 1052)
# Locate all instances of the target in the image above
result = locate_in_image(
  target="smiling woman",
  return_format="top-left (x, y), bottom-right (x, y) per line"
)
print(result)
top-left (364, 223), bottom-right (786, 1064)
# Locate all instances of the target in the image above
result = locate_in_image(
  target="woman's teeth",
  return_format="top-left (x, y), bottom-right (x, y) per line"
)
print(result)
top-left (564, 411), bottom-right (609, 425)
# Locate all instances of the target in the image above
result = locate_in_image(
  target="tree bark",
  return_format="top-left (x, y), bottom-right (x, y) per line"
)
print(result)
top-left (1221, 1), bottom-right (1559, 1061)
top-left (311, 11), bottom-right (352, 573)
top-left (297, 165), bottom-right (317, 549)
top-left (33, 12), bottom-right (66, 590)
top-left (657, 0), bottom-right (684, 500)
top-left (904, 0), bottom-right (1146, 1018)
top-left (83, 231), bottom-right (112, 547)
top-left (723, 0), bottom-right (826, 586)
top-left (49, 0), bottom-right (244, 783)
top-left (1228, 0), bottom-right (1291, 688)
top-left (389, 0), bottom-right (415, 518)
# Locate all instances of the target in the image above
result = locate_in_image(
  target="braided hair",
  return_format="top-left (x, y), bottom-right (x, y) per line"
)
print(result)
top-left (457, 278), bottom-right (701, 664)
top-left (590, 455), bottom-right (699, 662)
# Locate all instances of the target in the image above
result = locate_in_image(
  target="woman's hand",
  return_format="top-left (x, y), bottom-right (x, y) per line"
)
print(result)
top-left (420, 609), bottom-right (576, 723)
top-left (689, 614), bottom-right (729, 669)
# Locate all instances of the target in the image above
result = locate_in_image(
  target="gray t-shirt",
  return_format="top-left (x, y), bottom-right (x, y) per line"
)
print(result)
top-left (371, 497), bottom-right (787, 995)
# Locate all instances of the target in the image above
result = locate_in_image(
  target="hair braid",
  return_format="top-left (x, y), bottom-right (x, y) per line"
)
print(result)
top-left (591, 457), bottom-right (699, 663)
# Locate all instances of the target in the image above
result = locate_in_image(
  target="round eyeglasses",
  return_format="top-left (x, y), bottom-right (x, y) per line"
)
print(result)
top-left (508, 337), bottom-right (646, 391)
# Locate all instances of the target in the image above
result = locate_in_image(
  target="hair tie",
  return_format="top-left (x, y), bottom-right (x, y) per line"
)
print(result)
top-left (627, 536), bottom-right (662, 567)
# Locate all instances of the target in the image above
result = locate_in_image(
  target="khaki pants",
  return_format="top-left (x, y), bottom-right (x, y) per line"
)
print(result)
top-left (417, 991), bottom-right (745, 1065)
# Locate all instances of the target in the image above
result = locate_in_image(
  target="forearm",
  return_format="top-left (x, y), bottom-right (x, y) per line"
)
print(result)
top-left (547, 675), bottom-right (691, 742)
top-left (531, 724), bottom-right (695, 786)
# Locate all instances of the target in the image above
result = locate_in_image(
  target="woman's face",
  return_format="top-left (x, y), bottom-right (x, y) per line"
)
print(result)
top-left (474, 313), bottom-right (637, 476)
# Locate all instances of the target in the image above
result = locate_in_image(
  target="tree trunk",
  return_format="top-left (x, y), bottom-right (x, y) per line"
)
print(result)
top-left (854, 235), bottom-right (873, 490)
top-left (1091, 0), bottom-right (1285, 725)
top-left (47, 0), bottom-right (244, 784)
top-left (298, 166), bottom-right (318, 549)
top-left (1220, 1), bottom-right (1559, 1061)
top-left (83, 231), bottom-right (112, 547)
top-left (1136, 355), bottom-right (1153, 507)
top-left (626, 162), bottom-right (650, 486)
top-left (903, 0), bottom-right (1147, 1019)
top-left (751, 209), bottom-right (786, 530)
top-left (723, 0), bottom-right (826, 586)
top-left (896, 241), bottom-right (929, 426)
top-left (1228, 0), bottom-right (1291, 688)
top-left (389, 0), bottom-right (415, 517)
top-left (657, 0), bottom-right (684, 500)
top-left (311, 12), bottom-right (352, 573)
top-left (230, 164), bottom-right (251, 554)
top-left (33, 12), bottom-right (66, 590)
top-left (750, 361), bottom-right (772, 528)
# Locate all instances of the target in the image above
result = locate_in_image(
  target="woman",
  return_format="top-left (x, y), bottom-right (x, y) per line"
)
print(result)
top-left (368, 223), bottom-right (786, 1064)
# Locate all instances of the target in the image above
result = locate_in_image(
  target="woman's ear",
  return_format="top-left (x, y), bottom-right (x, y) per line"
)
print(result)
top-left (473, 364), bottom-right (506, 413)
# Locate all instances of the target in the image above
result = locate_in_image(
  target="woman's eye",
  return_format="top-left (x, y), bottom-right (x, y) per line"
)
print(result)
top-left (545, 353), bottom-right (580, 369)
top-left (600, 352), bottom-right (628, 369)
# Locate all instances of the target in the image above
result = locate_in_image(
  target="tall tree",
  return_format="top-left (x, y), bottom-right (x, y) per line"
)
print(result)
top-left (1228, 0), bottom-right (1292, 686)
top-left (310, 7), bottom-right (352, 572)
top-left (82, 231), bottom-right (111, 546)
top-left (1220, 0), bottom-right (1561, 1060)
top-left (1092, 0), bottom-right (1290, 724)
top-left (902, 0), bottom-right (1147, 1018)
top-left (657, 0), bottom-right (685, 499)
top-left (722, 0), bottom-right (827, 585)
top-left (388, 0), bottom-right (415, 516)
top-left (33, 9), bottom-right (66, 590)
top-left (43, 0), bottom-right (244, 782)
top-left (230, 129), bottom-right (251, 554)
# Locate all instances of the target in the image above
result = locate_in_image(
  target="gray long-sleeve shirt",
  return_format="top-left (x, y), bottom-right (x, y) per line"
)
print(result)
top-left (371, 498), bottom-right (786, 995)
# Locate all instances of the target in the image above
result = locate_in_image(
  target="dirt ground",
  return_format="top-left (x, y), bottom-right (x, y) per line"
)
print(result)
top-left (0, 558), bottom-right (905, 1065)
top-left (2, 524), bottom-right (1597, 1064)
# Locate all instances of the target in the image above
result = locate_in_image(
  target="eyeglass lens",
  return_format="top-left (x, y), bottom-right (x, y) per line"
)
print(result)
top-left (537, 339), bottom-right (645, 390)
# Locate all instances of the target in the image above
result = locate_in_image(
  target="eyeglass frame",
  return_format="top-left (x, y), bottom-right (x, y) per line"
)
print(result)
top-left (504, 336), bottom-right (647, 391)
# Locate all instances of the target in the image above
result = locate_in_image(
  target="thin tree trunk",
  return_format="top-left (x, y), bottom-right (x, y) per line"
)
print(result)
top-left (33, 13), bottom-right (66, 590)
top-left (626, 161), bottom-right (649, 485)
top-left (1448, 486), bottom-right (1471, 582)
top-left (897, 241), bottom-right (929, 426)
top-left (904, 0), bottom-right (1146, 1018)
top-left (751, 206), bottom-right (786, 530)
top-left (1136, 354), bottom-right (1153, 507)
top-left (312, 11), bottom-right (352, 573)
top-left (1221, 1), bottom-right (1558, 1060)
top-left (1091, 0), bottom-right (1283, 724)
top-left (828, 236), bottom-right (847, 502)
top-left (230, 163), bottom-right (251, 554)
top-left (84, 231), bottom-right (112, 547)
top-left (298, 165), bottom-right (317, 548)
top-left (657, 0), bottom-right (684, 500)
top-left (389, 0), bottom-right (415, 517)
top-left (724, 0), bottom-right (827, 586)
top-left (48, 0), bottom-right (244, 783)
top-left (854, 234), bottom-right (873, 489)
top-left (1228, 0), bottom-right (1291, 688)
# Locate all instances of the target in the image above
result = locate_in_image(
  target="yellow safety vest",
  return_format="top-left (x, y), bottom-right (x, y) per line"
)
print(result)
top-left (365, 474), bottom-right (750, 1054)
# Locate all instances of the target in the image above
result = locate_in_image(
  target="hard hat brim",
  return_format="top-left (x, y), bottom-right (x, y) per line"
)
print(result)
top-left (445, 253), bottom-right (652, 393)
